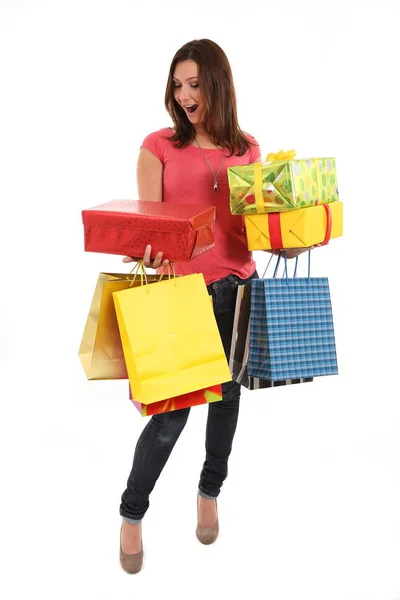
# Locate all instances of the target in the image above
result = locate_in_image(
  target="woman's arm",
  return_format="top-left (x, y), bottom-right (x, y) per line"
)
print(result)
top-left (137, 148), bottom-right (163, 203)
top-left (263, 246), bottom-right (321, 259)
top-left (123, 148), bottom-right (168, 267)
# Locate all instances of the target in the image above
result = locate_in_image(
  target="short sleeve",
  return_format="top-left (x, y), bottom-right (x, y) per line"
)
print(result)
top-left (140, 130), bottom-right (166, 163)
top-left (246, 134), bottom-right (261, 164)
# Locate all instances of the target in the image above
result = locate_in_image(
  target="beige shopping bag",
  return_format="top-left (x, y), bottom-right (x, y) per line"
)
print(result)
top-left (78, 270), bottom-right (166, 380)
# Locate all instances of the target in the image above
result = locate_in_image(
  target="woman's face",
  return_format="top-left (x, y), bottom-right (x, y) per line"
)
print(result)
top-left (172, 60), bottom-right (205, 128)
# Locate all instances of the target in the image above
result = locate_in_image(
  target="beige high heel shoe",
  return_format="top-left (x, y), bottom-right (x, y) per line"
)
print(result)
top-left (119, 525), bottom-right (143, 574)
top-left (196, 495), bottom-right (219, 545)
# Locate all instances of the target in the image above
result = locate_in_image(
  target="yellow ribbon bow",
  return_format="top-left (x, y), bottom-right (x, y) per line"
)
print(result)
top-left (265, 149), bottom-right (296, 162)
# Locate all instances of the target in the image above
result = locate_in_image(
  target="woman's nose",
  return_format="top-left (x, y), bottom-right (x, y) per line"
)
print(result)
top-left (178, 87), bottom-right (190, 103)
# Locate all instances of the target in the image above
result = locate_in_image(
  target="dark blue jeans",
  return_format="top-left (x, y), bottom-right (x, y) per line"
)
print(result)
top-left (120, 270), bottom-right (258, 523)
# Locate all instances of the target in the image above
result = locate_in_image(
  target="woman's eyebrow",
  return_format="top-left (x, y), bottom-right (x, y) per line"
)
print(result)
top-left (172, 76), bottom-right (199, 82)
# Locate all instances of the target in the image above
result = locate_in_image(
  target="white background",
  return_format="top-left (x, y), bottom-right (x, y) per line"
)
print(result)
top-left (1, 0), bottom-right (400, 598)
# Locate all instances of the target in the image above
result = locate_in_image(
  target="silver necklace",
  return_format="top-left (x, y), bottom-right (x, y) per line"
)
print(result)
top-left (194, 138), bottom-right (225, 195)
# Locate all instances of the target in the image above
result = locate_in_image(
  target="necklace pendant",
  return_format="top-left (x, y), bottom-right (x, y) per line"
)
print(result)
top-left (213, 181), bottom-right (219, 195)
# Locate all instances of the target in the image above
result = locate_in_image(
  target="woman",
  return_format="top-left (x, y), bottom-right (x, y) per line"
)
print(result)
top-left (119, 38), bottom-right (308, 574)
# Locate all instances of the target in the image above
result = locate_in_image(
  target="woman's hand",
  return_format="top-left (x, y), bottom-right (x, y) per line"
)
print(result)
top-left (265, 244), bottom-right (321, 260)
top-left (122, 244), bottom-right (169, 269)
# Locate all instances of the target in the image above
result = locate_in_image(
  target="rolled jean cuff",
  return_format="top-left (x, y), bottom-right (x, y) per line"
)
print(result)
top-left (121, 515), bottom-right (142, 525)
top-left (198, 488), bottom-right (218, 500)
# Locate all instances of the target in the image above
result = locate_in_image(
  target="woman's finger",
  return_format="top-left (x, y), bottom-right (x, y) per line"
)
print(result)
top-left (143, 244), bottom-right (152, 268)
top-left (152, 251), bottom-right (164, 269)
top-left (122, 256), bottom-right (135, 263)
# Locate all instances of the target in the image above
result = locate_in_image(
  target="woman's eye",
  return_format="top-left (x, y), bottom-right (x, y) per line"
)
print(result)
top-left (172, 82), bottom-right (198, 90)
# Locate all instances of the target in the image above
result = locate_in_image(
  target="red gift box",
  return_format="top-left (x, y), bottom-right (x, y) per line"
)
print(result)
top-left (82, 199), bottom-right (216, 262)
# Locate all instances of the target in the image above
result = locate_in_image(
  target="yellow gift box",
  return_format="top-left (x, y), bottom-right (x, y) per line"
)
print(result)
top-left (245, 201), bottom-right (343, 250)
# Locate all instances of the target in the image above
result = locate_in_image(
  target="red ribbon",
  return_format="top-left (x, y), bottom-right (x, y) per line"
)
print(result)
top-left (268, 213), bottom-right (284, 249)
top-left (319, 204), bottom-right (332, 246)
top-left (267, 203), bottom-right (333, 249)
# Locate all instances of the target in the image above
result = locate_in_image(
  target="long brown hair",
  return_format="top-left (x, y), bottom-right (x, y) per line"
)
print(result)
top-left (164, 39), bottom-right (254, 157)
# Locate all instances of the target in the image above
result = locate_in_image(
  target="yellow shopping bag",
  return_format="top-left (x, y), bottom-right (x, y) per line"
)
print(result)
top-left (78, 270), bottom-right (168, 380)
top-left (113, 273), bottom-right (232, 405)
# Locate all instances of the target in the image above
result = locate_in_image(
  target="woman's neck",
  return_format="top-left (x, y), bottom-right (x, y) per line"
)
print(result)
top-left (193, 126), bottom-right (219, 149)
top-left (193, 123), bottom-right (208, 137)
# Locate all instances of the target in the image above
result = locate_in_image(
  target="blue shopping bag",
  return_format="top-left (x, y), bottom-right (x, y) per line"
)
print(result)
top-left (229, 280), bottom-right (313, 390)
top-left (248, 252), bottom-right (338, 380)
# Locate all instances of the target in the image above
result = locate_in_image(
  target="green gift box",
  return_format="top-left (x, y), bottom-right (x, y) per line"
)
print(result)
top-left (228, 157), bottom-right (339, 215)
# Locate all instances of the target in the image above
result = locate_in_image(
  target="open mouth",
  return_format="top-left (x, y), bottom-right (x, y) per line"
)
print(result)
top-left (185, 104), bottom-right (198, 114)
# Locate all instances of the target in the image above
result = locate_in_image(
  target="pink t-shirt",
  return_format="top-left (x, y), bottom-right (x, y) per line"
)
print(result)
top-left (141, 127), bottom-right (261, 285)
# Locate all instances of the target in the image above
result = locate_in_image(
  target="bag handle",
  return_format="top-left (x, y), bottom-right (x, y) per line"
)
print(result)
top-left (129, 260), bottom-right (149, 288)
top-left (158, 261), bottom-right (176, 281)
top-left (261, 251), bottom-right (300, 280)
top-left (282, 250), bottom-right (311, 284)
top-left (129, 260), bottom-right (178, 292)
top-left (262, 250), bottom-right (311, 282)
